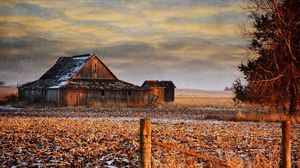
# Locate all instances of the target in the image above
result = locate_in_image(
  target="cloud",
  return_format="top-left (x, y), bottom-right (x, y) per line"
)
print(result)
top-left (0, 15), bottom-right (118, 46)
top-left (88, 40), bottom-right (245, 89)
top-left (0, 0), bottom-right (250, 89)
top-left (0, 36), bottom-right (86, 84)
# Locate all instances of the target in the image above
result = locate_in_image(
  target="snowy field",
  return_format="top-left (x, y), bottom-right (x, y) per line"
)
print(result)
top-left (0, 109), bottom-right (299, 167)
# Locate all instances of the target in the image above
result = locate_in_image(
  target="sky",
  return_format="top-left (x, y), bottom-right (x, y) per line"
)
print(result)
top-left (0, 0), bottom-right (251, 90)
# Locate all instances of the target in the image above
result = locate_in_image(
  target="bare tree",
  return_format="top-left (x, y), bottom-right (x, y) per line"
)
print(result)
top-left (233, 0), bottom-right (300, 115)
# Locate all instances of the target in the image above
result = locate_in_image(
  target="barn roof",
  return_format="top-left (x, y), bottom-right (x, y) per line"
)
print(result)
top-left (62, 79), bottom-right (143, 90)
top-left (19, 79), bottom-right (144, 90)
top-left (18, 53), bottom-right (144, 90)
top-left (142, 80), bottom-right (176, 88)
top-left (40, 54), bottom-right (93, 81)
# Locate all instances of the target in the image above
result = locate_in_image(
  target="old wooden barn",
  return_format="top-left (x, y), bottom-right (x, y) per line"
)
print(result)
top-left (142, 80), bottom-right (176, 103)
top-left (18, 54), bottom-right (155, 107)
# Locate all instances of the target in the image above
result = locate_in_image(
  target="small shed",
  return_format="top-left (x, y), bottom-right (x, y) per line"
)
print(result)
top-left (18, 54), bottom-right (155, 107)
top-left (142, 80), bottom-right (176, 103)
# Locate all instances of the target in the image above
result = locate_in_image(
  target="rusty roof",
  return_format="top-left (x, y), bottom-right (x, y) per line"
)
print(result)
top-left (142, 80), bottom-right (176, 88)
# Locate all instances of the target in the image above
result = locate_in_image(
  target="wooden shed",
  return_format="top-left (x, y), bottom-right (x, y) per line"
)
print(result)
top-left (142, 80), bottom-right (176, 103)
top-left (18, 54), bottom-right (155, 107)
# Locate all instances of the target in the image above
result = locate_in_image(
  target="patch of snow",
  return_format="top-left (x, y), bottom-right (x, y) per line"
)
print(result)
top-left (107, 165), bottom-right (117, 168)
top-left (48, 81), bottom-right (67, 89)
top-left (0, 105), bottom-right (21, 110)
top-left (100, 153), bottom-right (113, 161)
top-left (107, 160), bottom-right (114, 165)
top-left (72, 56), bottom-right (91, 60)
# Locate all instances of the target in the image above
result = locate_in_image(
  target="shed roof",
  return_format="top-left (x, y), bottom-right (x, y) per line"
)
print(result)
top-left (142, 80), bottom-right (176, 88)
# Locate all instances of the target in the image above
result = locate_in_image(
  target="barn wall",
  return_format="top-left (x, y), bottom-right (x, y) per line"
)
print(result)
top-left (19, 88), bottom-right (153, 107)
top-left (150, 87), bottom-right (165, 103)
top-left (73, 57), bottom-right (116, 80)
top-left (58, 89), bottom-right (152, 107)
top-left (127, 90), bottom-right (149, 106)
top-left (45, 90), bottom-right (59, 104)
top-left (18, 89), bottom-right (59, 105)
top-left (30, 89), bottom-right (43, 102)
top-left (18, 89), bottom-right (25, 101)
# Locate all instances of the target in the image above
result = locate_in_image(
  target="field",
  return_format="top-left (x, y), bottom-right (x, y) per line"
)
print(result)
top-left (175, 89), bottom-right (235, 108)
top-left (0, 85), bottom-right (17, 99)
top-left (0, 89), bottom-right (300, 167)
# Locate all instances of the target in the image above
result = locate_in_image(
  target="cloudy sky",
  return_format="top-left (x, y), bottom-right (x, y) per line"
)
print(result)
top-left (0, 0), bottom-right (251, 90)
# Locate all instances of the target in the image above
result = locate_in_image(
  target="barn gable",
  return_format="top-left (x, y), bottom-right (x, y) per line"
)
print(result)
top-left (73, 55), bottom-right (117, 80)
top-left (26, 54), bottom-right (118, 89)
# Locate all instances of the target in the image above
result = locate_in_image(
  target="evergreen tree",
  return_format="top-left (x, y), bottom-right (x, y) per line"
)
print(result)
top-left (233, 0), bottom-right (300, 115)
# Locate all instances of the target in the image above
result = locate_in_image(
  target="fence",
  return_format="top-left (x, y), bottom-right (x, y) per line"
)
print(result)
top-left (139, 113), bottom-right (300, 168)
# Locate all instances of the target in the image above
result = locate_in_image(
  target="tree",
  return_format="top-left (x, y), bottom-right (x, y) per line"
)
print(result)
top-left (233, 0), bottom-right (300, 115)
top-left (0, 81), bottom-right (5, 86)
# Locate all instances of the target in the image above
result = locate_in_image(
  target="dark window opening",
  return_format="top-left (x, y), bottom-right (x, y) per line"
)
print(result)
top-left (101, 91), bottom-right (105, 96)
top-left (128, 90), bottom-right (132, 96)
top-left (94, 64), bottom-right (97, 73)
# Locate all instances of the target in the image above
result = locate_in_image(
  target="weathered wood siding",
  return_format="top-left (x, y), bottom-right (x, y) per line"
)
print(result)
top-left (19, 88), bottom-right (153, 107)
top-left (73, 57), bottom-right (116, 80)
top-left (58, 90), bottom-right (152, 107)
top-left (150, 87), bottom-right (165, 103)
top-left (45, 90), bottom-right (59, 104)
top-left (18, 89), bottom-right (58, 105)
top-left (18, 89), bottom-right (59, 104)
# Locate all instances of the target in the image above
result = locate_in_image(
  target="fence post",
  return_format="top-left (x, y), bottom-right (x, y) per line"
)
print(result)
top-left (281, 120), bottom-right (291, 168)
top-left (140, 119), bottom-right (152, 168)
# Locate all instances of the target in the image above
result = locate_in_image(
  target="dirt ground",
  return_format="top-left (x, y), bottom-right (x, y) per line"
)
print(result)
top-left (0, 89), bottom-right (299, 167)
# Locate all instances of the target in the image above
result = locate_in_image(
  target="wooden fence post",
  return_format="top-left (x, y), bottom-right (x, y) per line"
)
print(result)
top-left (281, 120), bottom-right (291, 168)
top-left (140, 119), bottom-right (152, 168)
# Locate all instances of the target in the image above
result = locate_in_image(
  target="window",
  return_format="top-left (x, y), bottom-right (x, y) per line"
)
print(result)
top-left (128, 90), bottom-right (132, 96)
top-left (101, 91), bottom-right (105, 96)
top-left (94, 64), bottom-right (97, 73)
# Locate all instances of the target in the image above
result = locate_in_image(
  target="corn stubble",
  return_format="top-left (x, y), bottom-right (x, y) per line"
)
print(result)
top-left (1, 117), bottom-right (299, 167)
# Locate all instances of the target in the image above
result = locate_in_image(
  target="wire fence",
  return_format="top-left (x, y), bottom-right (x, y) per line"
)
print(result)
top-left (139, 113), bottom-right (300, 168)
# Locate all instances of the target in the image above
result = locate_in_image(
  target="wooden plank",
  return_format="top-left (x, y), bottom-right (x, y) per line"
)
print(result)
top-left (140, 119), bottom-right (152, 168)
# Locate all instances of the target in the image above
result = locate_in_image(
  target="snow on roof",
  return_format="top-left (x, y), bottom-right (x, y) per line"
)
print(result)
top-left (57, 56), bottom-right (90, 81)
top-left (48, 81), bottom-right (68, 89)
top-left (37, 54), bottom-right (92, 88)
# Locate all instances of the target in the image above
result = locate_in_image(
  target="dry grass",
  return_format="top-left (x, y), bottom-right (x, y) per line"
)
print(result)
top-left (170, 89), bottom-right (252, 109)
top-left (1, 117), bottom-right (299, 167)
top-left (174, 96), bottom-right (235, 108)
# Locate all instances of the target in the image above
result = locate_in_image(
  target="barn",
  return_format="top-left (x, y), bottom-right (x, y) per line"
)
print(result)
top-left (18, 54), bottom-right (155, 107)
top-left (142, 80), bottom-right (176, 103)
